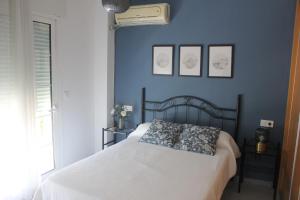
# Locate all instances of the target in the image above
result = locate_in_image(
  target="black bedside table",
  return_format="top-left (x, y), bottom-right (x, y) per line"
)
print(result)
top-left (102, 127), bottom-right (134, 150)
top-left (238, 138), bottom-right (281, 200)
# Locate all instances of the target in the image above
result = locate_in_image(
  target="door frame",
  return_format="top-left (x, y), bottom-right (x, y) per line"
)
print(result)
top-left (290, 115), bottom-right (300, 199)
top-left (32, 14), bottom-right (63, 170)
top-left (278, 0), bottom-right (300, 199)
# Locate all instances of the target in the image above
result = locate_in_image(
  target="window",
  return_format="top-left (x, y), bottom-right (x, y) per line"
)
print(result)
top-left (33, 20), bottom-right (55, 174)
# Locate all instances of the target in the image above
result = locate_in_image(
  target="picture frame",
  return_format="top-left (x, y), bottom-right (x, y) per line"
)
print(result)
top-left (179, 45), bottom-right (203, 77)
top-left (208, 44), bottom-right (234, 78)
top-left (152, 45), bottom-right (174, 76)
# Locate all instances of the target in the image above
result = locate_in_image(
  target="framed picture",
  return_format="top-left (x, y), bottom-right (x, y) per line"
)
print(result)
top-left (208, 45), bottom-right (234, 78)
top-left (179, 45), bottom-right (203, 76)
top-left (152, 45), bottom-right (174, 76)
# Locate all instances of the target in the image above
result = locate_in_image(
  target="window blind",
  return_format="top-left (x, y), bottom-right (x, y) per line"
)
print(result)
top-left (0, 14), bottom-right (13, 104)
top-left (33, 22), bottom-right (52, 118)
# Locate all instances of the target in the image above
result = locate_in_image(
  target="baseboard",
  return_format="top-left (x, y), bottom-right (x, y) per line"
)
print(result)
top-left (233, 176), bottom-right (273, 187)
top-left (243, 177), bottom-right (273, 187)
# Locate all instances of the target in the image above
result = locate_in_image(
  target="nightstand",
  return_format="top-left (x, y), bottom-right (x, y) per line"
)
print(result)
top-left (102, 127), bottom-right (134, 150)
top-left (238, 138), bottom-right (281, 200)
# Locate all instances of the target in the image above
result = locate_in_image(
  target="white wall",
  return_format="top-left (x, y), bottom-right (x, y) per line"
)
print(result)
top-left (93, 7), bottom-right (115, 152)
top-left (31, 0), bottom-right (65, 17)
top-left (30, 0), bottom-right (114, 168)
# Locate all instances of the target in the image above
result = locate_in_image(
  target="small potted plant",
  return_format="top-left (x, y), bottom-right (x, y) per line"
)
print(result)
top-left (111, 105), bottom-right (131, 130)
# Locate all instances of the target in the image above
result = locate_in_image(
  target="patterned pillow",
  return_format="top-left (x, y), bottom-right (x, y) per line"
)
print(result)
top-left (173, 124), bottom-right (220, 155)
top-left (139, 119), bottom-right (182, 148)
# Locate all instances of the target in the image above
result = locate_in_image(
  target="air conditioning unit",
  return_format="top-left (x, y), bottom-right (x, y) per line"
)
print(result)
top-left (115, 3), bottom-right (170, 27)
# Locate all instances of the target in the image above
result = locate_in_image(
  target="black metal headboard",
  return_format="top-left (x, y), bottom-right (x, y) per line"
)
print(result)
top-left (140, 88), bottom-right (242, 141)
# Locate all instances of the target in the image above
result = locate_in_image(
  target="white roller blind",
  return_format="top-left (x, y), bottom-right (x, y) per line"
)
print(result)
top-left (0, 14), bottom-right (13, 105)
top-left (33, 22), bottom-right (52, 118)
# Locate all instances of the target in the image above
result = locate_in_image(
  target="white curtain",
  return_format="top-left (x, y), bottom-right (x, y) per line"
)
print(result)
top-left (0, 0), bottom-right (40, 199)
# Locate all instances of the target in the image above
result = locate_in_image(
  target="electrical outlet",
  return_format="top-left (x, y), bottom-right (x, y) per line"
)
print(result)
top-left (123, 105), bottom-right (133, 112)
top-left (260, 120), bottom-right (274, 128)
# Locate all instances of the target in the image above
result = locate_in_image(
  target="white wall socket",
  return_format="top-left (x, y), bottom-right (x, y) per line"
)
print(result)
top-left (123, 105), bottom-right (133, 112)
top-left (260, 120), bottom-right (274, 128)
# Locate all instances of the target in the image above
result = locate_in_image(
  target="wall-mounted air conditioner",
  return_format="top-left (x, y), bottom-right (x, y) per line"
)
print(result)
top-left (115, 3), bottom-right (170, 27)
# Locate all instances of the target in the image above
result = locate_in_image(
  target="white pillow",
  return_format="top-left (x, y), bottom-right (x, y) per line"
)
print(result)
top-left (217, 131), bottom-right (241, 158)
top-left (128, 123), bottom-right (151, 138)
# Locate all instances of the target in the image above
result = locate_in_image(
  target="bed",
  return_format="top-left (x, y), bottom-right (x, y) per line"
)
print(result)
top-left (33, 88), bottom-right (242, 200)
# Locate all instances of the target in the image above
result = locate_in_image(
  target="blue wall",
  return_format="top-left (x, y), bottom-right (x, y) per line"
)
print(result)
top-left (115, 0), bottom-right (296, 145)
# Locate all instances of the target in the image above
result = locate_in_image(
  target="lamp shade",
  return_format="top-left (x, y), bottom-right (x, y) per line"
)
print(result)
top-left (102, 0), bottom-right (130, 13)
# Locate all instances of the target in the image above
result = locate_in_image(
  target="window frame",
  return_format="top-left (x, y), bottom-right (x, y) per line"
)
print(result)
top-left (32, 15), bottom-right (61, 173)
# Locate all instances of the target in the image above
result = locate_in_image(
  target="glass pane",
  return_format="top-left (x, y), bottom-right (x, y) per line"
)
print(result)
top-left (33, 21), bottom-right (54, 174)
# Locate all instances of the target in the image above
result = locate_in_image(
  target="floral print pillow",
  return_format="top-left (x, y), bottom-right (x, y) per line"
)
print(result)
top-left (139, 119), bottom-right (182, 148)
top-left (174, 124), bottom-right (220, 156)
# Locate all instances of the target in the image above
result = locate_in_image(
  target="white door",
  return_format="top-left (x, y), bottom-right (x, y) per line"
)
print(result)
top-left (32, 17), bottom-right (58, 174)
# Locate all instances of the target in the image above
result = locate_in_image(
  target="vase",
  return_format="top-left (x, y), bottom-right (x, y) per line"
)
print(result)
top-left (118, 118), bottom-right (124, 130)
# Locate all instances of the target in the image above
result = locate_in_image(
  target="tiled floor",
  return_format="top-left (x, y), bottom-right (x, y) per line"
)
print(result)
top-left (222, 180), bottom-right (274, 200)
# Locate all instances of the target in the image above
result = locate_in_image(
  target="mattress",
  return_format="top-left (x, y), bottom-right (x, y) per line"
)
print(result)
top-left (33, 124), bottom-right (239, 200)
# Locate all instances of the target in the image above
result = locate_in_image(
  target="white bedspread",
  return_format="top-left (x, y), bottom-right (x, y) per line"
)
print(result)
top-left (34, 128), bottom-right (238, 200)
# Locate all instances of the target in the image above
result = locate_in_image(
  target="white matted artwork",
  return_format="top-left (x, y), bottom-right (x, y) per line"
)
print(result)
top-left (208, 45), bottom-right (234, 78)
top-left (152, 45), bottom-right (174, 75)
top-left (179, 45), bottom-right (202, 76)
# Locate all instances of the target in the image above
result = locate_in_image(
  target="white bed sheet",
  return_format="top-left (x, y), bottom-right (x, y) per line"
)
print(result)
top-left (34, 128), bottom-right (238, 200)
